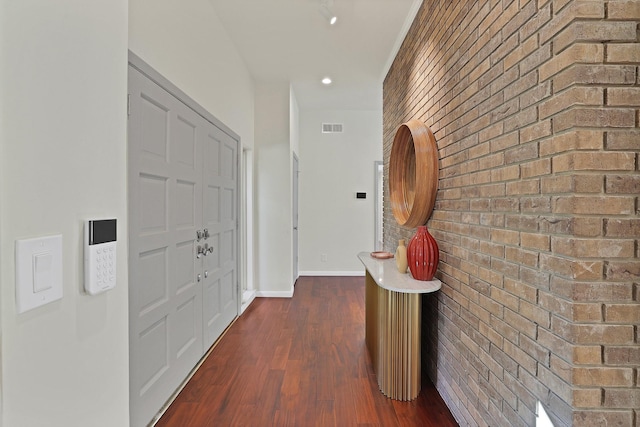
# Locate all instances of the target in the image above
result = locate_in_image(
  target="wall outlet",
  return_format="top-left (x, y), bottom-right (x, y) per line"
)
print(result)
top-left (321, 253), bottom-right (327, 262)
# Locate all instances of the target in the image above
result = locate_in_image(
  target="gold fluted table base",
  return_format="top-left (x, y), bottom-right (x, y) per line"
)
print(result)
top-left (365, 271), bottom-right (421, 401)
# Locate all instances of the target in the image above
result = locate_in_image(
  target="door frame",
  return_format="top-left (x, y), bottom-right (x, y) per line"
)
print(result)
top-left (292, 153), bottom-right (299, 284)
top-left (374, 161), bottom-right (383, 251)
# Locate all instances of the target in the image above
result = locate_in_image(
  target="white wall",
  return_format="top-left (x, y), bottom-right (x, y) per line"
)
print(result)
top-left (129, 0), bottom-right (255, 151)
top-left (255, 82), bottom-right (294, 295)
top-left (299, 109), bottom-right (382, 274)
top-left (0, 1), bottom-right (129, 426)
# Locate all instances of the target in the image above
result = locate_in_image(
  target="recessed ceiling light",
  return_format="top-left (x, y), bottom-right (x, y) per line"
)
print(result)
top-left (322, 77), bottom-right (332, 85)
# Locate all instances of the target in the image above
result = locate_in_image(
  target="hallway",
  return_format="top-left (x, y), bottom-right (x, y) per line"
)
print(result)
top-left (155, 276), bottom-right (458, 426)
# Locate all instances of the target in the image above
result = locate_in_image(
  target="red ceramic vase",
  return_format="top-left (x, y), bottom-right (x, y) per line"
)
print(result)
top-left (407, 225), bottom-right (439, 281)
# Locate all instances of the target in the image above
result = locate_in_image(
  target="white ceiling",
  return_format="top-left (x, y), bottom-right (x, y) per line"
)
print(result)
top-left (208, 0), bottom-right (422, 110)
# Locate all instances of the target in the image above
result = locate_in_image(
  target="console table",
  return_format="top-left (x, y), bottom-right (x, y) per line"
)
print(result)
top-left (358, 252), bottom-right (441, 401)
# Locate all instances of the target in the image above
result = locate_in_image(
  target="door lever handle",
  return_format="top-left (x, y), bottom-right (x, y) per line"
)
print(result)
top-left (197, 243), bottom-right (214, 258)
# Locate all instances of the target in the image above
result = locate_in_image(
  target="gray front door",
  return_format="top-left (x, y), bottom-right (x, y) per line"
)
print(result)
top-left (128, 64), bottom-right (238, 427)
top-left (202, 125), bottom-right (238, 347)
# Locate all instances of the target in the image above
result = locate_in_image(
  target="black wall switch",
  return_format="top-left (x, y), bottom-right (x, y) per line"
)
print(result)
top-left (356, 192), bottom-right (366, 199)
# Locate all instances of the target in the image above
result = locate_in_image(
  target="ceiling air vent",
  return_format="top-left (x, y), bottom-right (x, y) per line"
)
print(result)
top-left (322, 123), bottom-right (343, 133)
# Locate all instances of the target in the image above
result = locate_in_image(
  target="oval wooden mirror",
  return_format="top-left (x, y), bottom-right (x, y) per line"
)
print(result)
top-left (389, 120), bottom-right (439, 227)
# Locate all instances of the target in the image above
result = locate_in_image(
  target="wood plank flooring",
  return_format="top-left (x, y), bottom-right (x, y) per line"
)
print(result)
top-left (155, 276), bottom-right (458, 427)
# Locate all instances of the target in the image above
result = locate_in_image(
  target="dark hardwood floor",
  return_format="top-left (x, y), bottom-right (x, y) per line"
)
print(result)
top-left (155, 276), bottom-right (458, 427)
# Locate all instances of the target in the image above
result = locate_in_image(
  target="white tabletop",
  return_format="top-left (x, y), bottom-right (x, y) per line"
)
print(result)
top-left (358, 252), bottom-right (441, 294)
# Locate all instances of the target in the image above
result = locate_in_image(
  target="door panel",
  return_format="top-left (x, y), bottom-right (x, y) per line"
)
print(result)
top-left (202, 126), bottom-right (238, 348)
top-left (129, 65), bottom-right (239, 427)
top-left (129, 67), bottom-right (204, 427)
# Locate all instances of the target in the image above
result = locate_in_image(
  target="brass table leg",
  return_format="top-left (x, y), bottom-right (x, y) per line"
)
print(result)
top-left (365, 271), bottom-right (422, 401)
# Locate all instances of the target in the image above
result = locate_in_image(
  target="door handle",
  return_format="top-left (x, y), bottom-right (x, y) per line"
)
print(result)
top-left (197, 243), bottom-right (214, 258)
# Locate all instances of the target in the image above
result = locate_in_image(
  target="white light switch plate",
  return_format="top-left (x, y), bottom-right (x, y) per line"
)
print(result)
top-left (15, 234), bottom-right (63, 313)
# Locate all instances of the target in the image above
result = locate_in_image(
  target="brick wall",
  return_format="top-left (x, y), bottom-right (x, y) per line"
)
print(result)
top-left (383, 1), bottom-right (639, 426)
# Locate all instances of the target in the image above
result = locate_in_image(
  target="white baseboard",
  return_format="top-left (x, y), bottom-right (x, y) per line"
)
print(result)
top-left (256, 289), bottom-right (294, 298)
top-left (298, 271), bottom-right (364, 277)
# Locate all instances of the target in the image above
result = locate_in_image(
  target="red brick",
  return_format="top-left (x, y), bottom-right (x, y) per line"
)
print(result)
top-left (539, 1), bottom-right (604, 45)
top-left (603, 389), bottom-right (640, 409)
top-left (551, 237), bottom-right (635, 258)
top-left (573, 345), bottom-right (603, 365)
top-left (553, 196), bottom-right (635, 215)
top-left (572, 324), bottom-right (636, 345)
top-left (572, 303), bottom-right (603, 323)
top-left (505, 179), bottom-right (539, 195)
top-left (542, 174), bottom-right (604, 194)
top-left (521, 232), bottom-right (549, 251)
top-left (539, 130), bottom-right (603, 156)
top-left (553, 65), bottom-right (636, 92)
top-left (608, 87), bottom-right (640, 106)
top-left (521, 196), bottom-right (551, 213)
top-left (521, 3), bottom-right (551, 40)
top-left (539, 86), bottom-right (603, 119)
top-left (491, 228), bottom-right (519, 245)
top-left (605, 219), bottom-right (640, 238)
top-left (553, 152), bottom-right (636, 172)
top-left (608, 1), bottom-right (640, 19)
top-left (606, 175), bottom-right (640, 194)
top-left (573, 388), bottom-right (602, 408)
top-left (520, 300), bottom-right (551, 328)
top-left (538, 364), bottom-right (572, 402)
top-left (573, 410), bottom-right (633, 427)
top-left (605, 262), bottom-right (640, 281)
top-left (521, 158), bottom-right (551, 178)
top-left (505, 246), bottom-right (539, 268)
top-left (606, 43), bottom-right (640, 63)
top-left (541, 253), bottom-right (604, 280)
top-left (555, 21), bottom-right (637, 52)
top-left (539, 43), bottom-right (604, 81)
top-left (504, 35), bottom-right (538, 71)
top-left (607, 129), bottom-right (640, 150)
top-left (556, 279), bottom-right (634, 302)
top-left (605, 304), bottom-right (640, 324)
top-left (604, 346), bottom-right (640, 366)
top-left (520, 120), bottom-right (552, 143)
top-left (552, 108), bottom-right (636, 133)
top-left (573, 367), bottom-right (635, 387)
top-left (520, 80), bottom-right (552, 109)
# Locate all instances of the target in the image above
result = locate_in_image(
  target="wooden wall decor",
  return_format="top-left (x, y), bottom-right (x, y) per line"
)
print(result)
top-left (389, 120), bottom-right (438, 227)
